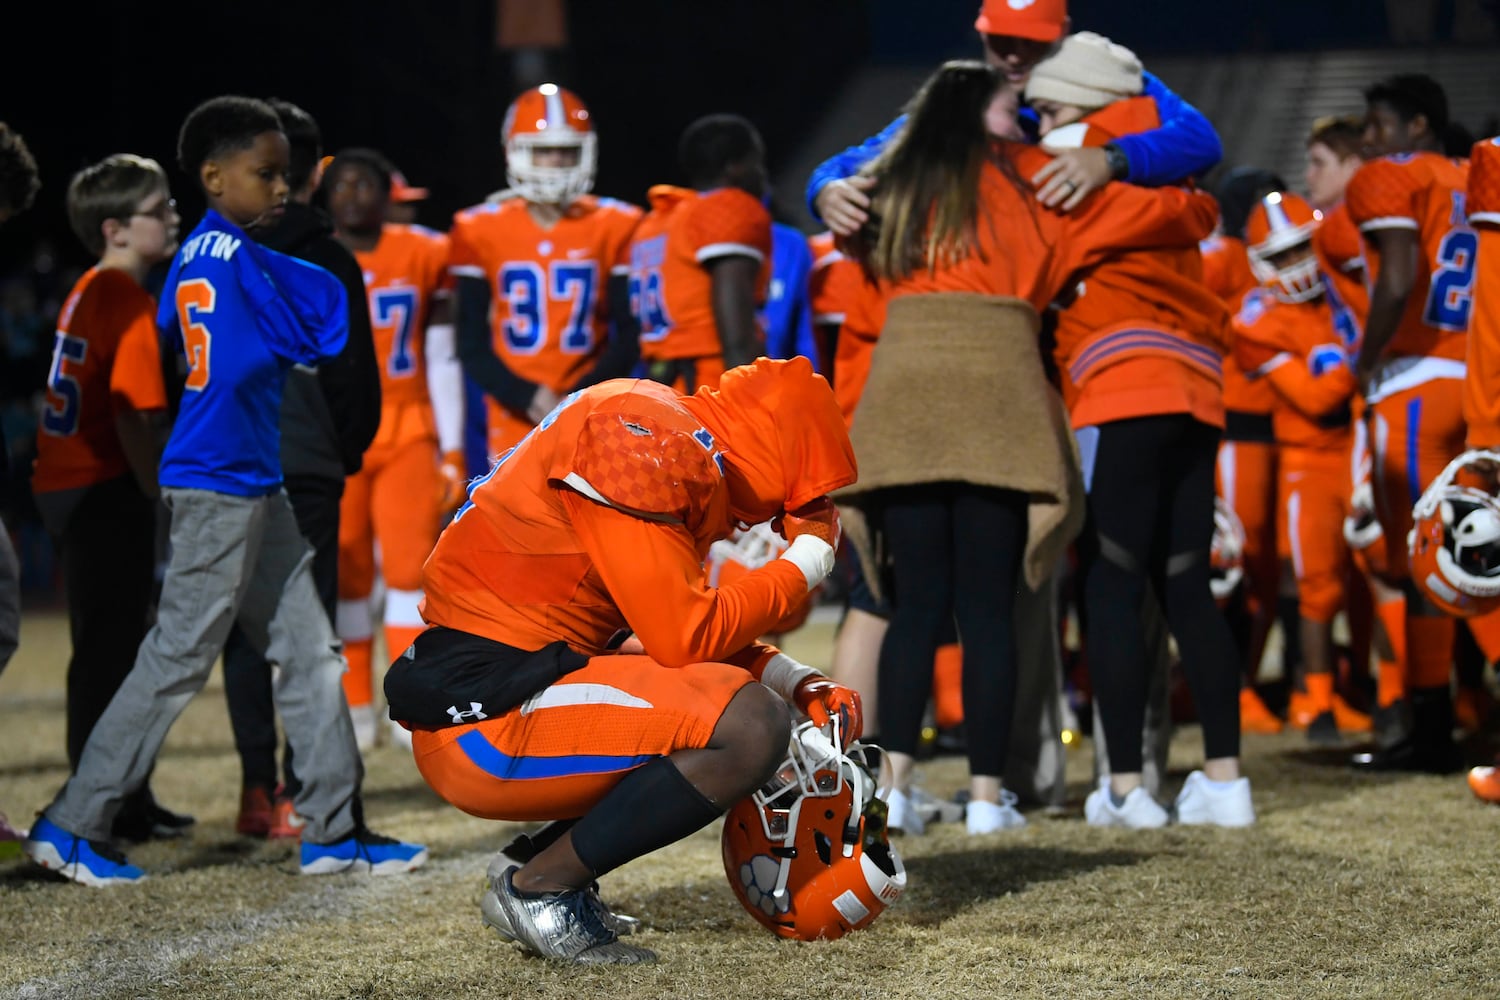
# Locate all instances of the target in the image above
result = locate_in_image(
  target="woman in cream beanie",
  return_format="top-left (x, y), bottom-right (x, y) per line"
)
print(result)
top-left (1025, 31), bottom-right (1143, 111)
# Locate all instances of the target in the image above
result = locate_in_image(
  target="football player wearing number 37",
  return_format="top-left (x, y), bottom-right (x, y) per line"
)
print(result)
top-left (450, 83), bottom-right (643, 461)
top-left (24, 96), bottom-right (428, 888)
top-left (390, 356), bottom-right (861, 965)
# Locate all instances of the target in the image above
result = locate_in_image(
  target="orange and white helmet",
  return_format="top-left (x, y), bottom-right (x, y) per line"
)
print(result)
top-left (1408, 450), bottom-right (1500, 618)
top-left (1246, 191), bottom-right (1323, 304)
top-left (722, 721), bottom-right (905, 941)
top-left (502, 83), bottom-right (597, 205)
top-left (1210, 497), bottom-right (1246, 605)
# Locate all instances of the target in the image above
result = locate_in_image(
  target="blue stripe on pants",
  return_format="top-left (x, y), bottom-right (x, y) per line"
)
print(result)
top-left (1406, 396), bottom-right (1423, 506)
top-left (456, 729), bottom-right (653, 780)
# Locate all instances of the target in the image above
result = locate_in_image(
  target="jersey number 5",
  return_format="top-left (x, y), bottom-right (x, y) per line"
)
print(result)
top-left (42, 332), bottom-right (88, 437)
top-left (176, 278), bottom-right (216, 391)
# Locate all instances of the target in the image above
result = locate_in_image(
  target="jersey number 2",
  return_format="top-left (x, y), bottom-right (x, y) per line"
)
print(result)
top-left (1423, 228), bottom-right (1477, 331)
top-left (176, 278), bottom-right (216, 391)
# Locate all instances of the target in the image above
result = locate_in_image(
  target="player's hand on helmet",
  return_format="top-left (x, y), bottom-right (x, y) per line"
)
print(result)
top-left (1031, 147), bottom-right (1111, 211)
top-left (438, 450), bottom-right (468, 509)
top-left (775, 497), bottom-right (841, 549)
top-left (527, 384), bottom-right (561, 425)
top-left (793, 676), bottom-right (863, 748)
top-left (815, 175), bottom-right (876, 238)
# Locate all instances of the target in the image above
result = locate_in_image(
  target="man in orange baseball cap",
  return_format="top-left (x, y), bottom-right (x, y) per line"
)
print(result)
top-left (973, 0), bottom-right (1069, 87)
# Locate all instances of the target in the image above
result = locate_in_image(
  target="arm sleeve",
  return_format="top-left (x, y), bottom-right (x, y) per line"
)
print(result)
top-left (308, 242), bottom-right (382, 471)
top-left (1111, 71), bottom-right (1223, 186)
top-left (454, 275), bottom-right (540, 414)
top-left (425, 321), bottom-right (466, 453)
top-left (569, 272), bottom-right (641, 390)
top-left (804, 115), bottom-right (907, 222)
top-left (564, 490), bottom-right (809, 668)
top-left (110, 312), bottom-right (169, 413)
top-left (238, 250), bottom-right (349, 366)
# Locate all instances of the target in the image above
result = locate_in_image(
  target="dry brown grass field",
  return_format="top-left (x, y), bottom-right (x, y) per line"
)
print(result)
top-left (2, 606), bottom-right (1499, 999)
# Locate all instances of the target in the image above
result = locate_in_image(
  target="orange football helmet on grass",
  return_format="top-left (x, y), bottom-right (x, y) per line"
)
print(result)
top-left (1409, 450), bottom-right (1500, 617)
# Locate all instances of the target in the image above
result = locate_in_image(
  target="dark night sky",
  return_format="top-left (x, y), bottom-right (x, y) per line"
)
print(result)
top-left (0, 0), bottom-right (871, 276)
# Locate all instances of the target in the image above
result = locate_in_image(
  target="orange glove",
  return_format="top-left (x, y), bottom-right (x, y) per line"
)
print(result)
top-left (438, 450), bottom-right (468, 510)
top-left (775, 496), bottom-right (841, 549)
top-left (793, 676), bottom-right (863, 748)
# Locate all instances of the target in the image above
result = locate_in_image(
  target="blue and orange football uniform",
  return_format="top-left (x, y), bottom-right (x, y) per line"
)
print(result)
top-left (1234, 296), bottom-right (1354, 625)
top-left (407, 359), bottom-right (855, 821)
top-left (629, 185), bottom-right (772, 392)
top-left (449, 194), bottom-right (642, 456)
top-left (1313, 201), bottom-right (1369, 338)
top-left (1463, 137), bottom-right (1500, 449)
top-left (338, 222), bottom-right (454, 710)
top-left (1345, 151), bottom-right (1472, 580)
top-left (34, 268), bottom-right (168, 494)
top-left (807, 230), bottom-right (863, 379)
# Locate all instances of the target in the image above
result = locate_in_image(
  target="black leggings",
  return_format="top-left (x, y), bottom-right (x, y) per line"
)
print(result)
top-left (876, 483), bottom-right (1028, 777)
top-left (1076, 414), bottom-right (1240, 773)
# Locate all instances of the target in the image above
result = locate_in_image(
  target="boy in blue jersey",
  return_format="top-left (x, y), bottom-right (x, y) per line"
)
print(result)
top-left (807, 0), bottom-right (1223, 234)
top-left (24, 96), bottom-right (427, 886)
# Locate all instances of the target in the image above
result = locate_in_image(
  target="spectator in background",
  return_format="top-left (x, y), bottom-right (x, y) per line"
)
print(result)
top-left (220, 97), bottom-right (382, 838)
top-left (0, 119), bottom-right (41, 855)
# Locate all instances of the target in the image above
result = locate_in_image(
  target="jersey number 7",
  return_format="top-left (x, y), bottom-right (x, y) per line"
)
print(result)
top-left (175, 278), bottom-right (216, 391)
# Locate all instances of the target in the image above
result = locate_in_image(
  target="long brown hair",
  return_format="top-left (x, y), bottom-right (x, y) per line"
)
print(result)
top-left (855, 60), bottom-right (1011, 282)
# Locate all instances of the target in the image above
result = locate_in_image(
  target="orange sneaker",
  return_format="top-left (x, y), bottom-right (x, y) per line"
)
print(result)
top-left (236, 787), bottom-right (274, 837)
top-left (1455, 686), bottom-right (1496, 734)
top-left (1240, 688), bottom-right (1283, 734)
top-left (1467, 766), bottom-right (1500, 804)
top-left (267, 788), bottom-right (306, 840)
top-left (1286, 691), bottom-right (1316, 730)
top-left (1332, 695), bottom-right (1372, 734)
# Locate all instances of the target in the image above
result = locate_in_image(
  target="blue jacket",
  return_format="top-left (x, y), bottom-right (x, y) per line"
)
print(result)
top-left (156, 209), bottom-right (348, 496)
top-left (805, 70), bottom-right (1222, 221)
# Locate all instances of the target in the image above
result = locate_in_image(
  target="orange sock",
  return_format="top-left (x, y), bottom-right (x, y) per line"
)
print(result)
top-left (1406, 616), bottom-right (1455, 690)
top-left (1305, 672), bottom-right (1335, 714)
top-left (342, 637), bottom-right (374, 708)
top-left (931, 643), bottom-right (964, 730)
top-left (1375, 595), bottom-right (1408, 708)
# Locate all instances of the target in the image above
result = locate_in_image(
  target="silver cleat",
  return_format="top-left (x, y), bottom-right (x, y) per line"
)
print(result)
top-left (486, 848), bottom-right (642, 936)
top-left (481, 864), bottom-right (656, 965)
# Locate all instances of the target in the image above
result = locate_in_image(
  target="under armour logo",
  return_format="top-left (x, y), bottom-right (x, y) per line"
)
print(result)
top-left (447, 702), bottom-right (488, 723)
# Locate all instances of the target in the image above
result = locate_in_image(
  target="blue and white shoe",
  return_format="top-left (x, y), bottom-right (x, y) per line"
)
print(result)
top-left (24, 816), bottom-right (144, 886)
top-left (300, 827), bottom-right (428, 875)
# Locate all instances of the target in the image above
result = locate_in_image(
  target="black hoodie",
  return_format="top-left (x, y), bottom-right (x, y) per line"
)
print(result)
top-left (253, 201), bottom-right (380, 479)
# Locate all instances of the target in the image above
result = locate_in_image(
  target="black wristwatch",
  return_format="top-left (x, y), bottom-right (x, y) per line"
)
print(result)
top-left (1102, 142), bottom-right (1130, 181)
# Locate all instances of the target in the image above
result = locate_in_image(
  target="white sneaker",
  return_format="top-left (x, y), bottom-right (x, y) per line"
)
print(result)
top-left (349, 704), bottom-right (377, 753)
top-left (1173, 770), bottom-right (1255, 827)
top-left (385, 716), bottom-right (413, 750)
top-left (966, 790), bottom-right (1027, 834)
top-left (1085, 780), bottom-right (1169, 828)
top-left (908, 785), bottom-right (965, 825)
top-left (881, 788), bottom-right (927, 835)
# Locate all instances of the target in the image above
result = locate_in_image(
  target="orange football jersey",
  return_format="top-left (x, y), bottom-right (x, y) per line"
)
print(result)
top-left (629, 185), bottom-right (773, 363)
top-left (1233, 296), bottom-right (1354, 452)
top-left (832, 275), bottom-right (887, 427)
top-left (354, 223), bottom-right (450, 413)
top-left (1465, 136), bottom-right (1500, 447)
top-left (1345, 151), bottom-right (1472, 361)
top-left (449, 194), bottom-right (642, 393)
top-left (879, 143), bottom-right (1219, 312)
top-left (1202, 233), bottom-right (1277, 418)
top-left (807, 230), bottom-right (863, 327)
top-left (1312, 201), bottom-right (1369, 334)
top-left (33, 267), bottom-right (168, 494)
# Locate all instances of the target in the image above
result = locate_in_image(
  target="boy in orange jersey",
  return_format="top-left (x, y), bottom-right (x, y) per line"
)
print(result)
top-left (1346, 74), bottom-right (1473, 773)
top-left (325, 148), bottom-right (465, 750)
top-left (453, 84), bottom-right (642, 459)
top-left (629, 113), bottom-right (773, 393)
top-left (1201, 167), bottom-right (1293, 734)
top-left (1235, 192), bottom-right (1369, 745)
top-left (31, 154), bottom-right (193, 842)
top-left (389, 358), bottom-right (860, 964)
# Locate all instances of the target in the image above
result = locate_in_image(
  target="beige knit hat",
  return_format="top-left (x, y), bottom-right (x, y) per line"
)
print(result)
top-left (1024, 31), bottom-right (1143, 111)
